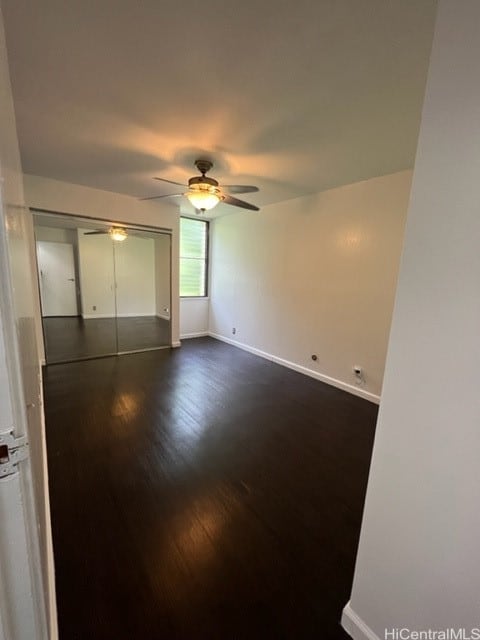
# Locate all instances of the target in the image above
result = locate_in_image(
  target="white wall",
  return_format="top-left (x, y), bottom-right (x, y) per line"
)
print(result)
top-left (78, 232), bottom-right (159, 318)
top-left (23, 174), bottom-right (181, 345)
top-left (77, 230), bottom-right (116, 318)
top-left (114, 235), bottom-right (155, 317)
top-left (34, 225), bottom-right (76, 245)
top-left (154, 234), bottom-right (171, 319)
top-left (0, 4), bottom-right (55, 637)
top-left (37, 225), bottom-right (162, 320)
top-left (209, 170), bottom-right (411, 401)
top-left (180, 298), bottom-right (209, 338)
top-left (343, 2), bottom-right (480, 639)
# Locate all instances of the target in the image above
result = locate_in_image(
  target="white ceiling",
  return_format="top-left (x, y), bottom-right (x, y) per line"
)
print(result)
top-left (3, 0), bottom-right (437, 217)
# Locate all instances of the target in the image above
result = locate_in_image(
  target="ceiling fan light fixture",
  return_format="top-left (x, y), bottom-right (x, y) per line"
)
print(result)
top-left (186, 184), bottom-right (221, 211)
top-left (144, 159), bottom-right (259, 211)
top-left (109, 227), bottom-right (128, 242)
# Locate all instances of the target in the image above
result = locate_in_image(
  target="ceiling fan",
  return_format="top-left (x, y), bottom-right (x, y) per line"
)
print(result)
top-left (140, 159), bottom-right (260, 213)
top-left (84, 227), bottom-right (128, 242)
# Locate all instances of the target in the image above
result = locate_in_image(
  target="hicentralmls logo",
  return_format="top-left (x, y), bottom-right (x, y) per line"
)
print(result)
top-left (384, 630), bottom-right (480, 640)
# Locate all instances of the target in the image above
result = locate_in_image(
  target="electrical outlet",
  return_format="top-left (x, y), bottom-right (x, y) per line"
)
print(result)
top-left (232, 327), bottom-right (236, 335)
top-left (353, 365), bottom-right (364, 384)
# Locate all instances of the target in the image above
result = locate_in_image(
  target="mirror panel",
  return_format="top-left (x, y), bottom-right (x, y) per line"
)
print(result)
top-left (34, 213), bottom-right (171, 364)
top-left (35, 220), bottom-right (117, 363)
top-left (114, 229), bottom-right (171, 353)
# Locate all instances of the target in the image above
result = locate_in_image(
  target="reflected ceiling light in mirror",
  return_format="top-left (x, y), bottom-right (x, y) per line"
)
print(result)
top-left (109, 227), bottom-right (128, 242)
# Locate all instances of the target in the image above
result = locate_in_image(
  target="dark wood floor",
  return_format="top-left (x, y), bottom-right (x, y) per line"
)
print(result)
top-left (43, 315), bottom-right (171, 363)
top-left (43, 337), bottom-right (377, 639)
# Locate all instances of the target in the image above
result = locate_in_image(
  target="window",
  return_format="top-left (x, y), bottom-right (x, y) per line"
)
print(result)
top-left (180, 217), bottom-right (208, 297)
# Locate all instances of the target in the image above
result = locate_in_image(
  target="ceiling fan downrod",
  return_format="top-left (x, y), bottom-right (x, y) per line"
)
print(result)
top-left (194, 159), bottom-right (213, 176)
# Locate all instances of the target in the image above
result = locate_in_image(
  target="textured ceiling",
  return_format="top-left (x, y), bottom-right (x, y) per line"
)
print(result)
top-left (2, 0), bottom-right (437, 217)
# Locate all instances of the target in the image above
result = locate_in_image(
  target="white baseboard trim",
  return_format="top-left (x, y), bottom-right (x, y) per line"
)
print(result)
top-left (117, 312), bottom-right (156, 318)
top-left (172, 340), bottom-right (181, 348)
top-left (180, 331), bottom-right (209, 339)
top-left (82, 313), bottom-right (156, 319)
top-left (156, 313), bottom-right (170, 321)
top-left (341, 603), bottom-right (380, 640)
top-left (208, 333), bottom-right (380, 404)
top-left (81, 314), bottom-right (113, 319)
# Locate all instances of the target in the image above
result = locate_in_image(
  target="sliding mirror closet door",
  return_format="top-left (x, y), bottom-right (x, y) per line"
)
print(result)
top-left (114, 229), bottom-right (171, 353)
top-left (34, 216), bottom-right (118, 363)
top-left (34, 213), bottom-right (171, 363)
top-left (75, 228), bottom-right (118, 359)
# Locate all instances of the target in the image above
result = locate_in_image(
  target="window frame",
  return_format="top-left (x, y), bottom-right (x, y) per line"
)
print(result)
top-left (179, 216), bottom-right (209, 298)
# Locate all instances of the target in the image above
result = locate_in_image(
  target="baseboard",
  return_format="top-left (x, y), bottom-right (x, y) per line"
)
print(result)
top-left (81, 314), bottom-right (113, 319)
top-left (208, 333), bottom-right (380, 404)
top-left (341, 603), bottom-right (380, 640)
top-left (180, 331), bottom-right (209, 339)
top-left (81, 313), bottom-right (156, 319)
top-left (116, 313), bottom-right (156, 318)
top-left (172, 341), bottom-right (181, 348)
top-left (156, 313), bottom-right (170, 321)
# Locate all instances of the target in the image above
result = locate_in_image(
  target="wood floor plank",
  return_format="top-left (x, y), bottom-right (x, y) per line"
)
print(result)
top-left (43, 337), bottom-right (377, 639)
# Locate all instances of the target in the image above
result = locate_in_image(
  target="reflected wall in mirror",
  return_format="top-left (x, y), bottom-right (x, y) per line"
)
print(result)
top-left (114, 230), bottom-right (171, 353)
top-left (33, 212), bottom-right (171, 364)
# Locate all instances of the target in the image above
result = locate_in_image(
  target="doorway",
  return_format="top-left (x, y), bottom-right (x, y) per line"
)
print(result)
top-left (37, 241), bottom-right (78, 316)
top-left (33, 211), bottom-right (172, 364)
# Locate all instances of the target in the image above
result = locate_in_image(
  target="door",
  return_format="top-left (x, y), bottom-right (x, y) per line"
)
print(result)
top-left (37, 241), bottom-right (78, 316)
top-left (0, 193), bottom-right (51, 638)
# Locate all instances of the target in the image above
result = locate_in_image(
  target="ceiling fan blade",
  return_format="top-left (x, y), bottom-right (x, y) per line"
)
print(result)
top-left (84, 230), bottom-right (108, 235)
top-left (139, 193), bottom-right (184, 201)
top-left (222, 185), bottom-right (259, 194)
top-left (153, 177), bottom-right (188, 188)
top-left (222, 194), bottom-right (259, 211)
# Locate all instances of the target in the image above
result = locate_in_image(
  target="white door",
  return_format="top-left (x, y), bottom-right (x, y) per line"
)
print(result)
top-left (37, 241), bottom-right (78, 316)
top-left (0, 195), bottom-right (51, 639)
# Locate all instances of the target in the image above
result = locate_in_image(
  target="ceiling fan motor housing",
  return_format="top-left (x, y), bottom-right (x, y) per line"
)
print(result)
top-left (188, 175), bottom-right (219, 188)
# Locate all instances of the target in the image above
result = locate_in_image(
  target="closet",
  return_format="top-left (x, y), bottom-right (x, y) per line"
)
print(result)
top-left (33, 211), bottom-right (171, 364)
